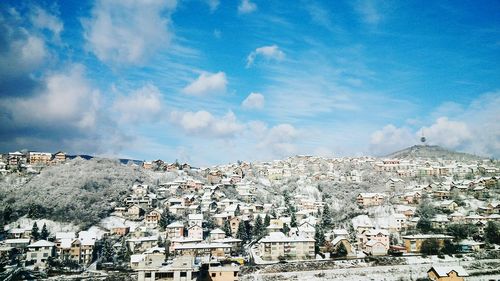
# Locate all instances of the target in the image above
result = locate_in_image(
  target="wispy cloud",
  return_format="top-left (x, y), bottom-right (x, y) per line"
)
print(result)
top-left (304, 1), bottom-right (336, 31)
top-left (353, 0), bottom-right (382, 26)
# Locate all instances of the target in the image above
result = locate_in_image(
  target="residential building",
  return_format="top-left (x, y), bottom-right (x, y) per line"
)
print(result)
top-left (136, 256), bottom-right (199, 281)
top-left (166, 221), bottom-right (185, 239)
top-left (26, 240), bottom-right (54, 268)
top-left (356, 193), bottom-right (385, 207)
top-left (427, 266), bottom-right (469, 281)
top-left (257, 232), bottom-right (315, 261)
top-left (402, 234), bottom-right (453, 253)
top-left (208, 264), bottom-right (240, 281)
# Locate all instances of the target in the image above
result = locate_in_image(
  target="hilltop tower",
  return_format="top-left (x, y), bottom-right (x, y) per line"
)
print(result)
top-left (420, 130), bottom-right (426, 145)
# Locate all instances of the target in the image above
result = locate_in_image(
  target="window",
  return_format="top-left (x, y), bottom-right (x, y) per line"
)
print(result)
top-left (145, 273), bottom-right (151, 278)
top-left (234, 272), bottom-right (238, 277)
top-left (43, 253), bottom-right (48, 257)
top-left (180, 272), bottom-right (187, 277)
top-left (211, 273), bottom-right (216, 277)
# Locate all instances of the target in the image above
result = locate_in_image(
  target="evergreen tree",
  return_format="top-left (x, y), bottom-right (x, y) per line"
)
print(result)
top-left (236, 220), bottom-right (248, 242)
top-left (235, 205), bottom-right (241, 216)
top-left (31, 222), bottom-right (40, 241)
top-left (203, 216), bottom-right (216, 232)
top-left (485, 221), bottom-right (500, 244)
top-left (101, 238), bottom-right (114, 262)
top-left (314, 224), bottom-right (325, 254)
top-left (416, 217), bottom-right (433, 234)
top-left (290, 211), bottom-right (297, 227)
top-left (245, 220), bottom-right (253, 241)
top-left (3, 205), bottom-right (12, 223)
top-left (157, 236), bottom-right (164, 248)
top-left (165, 240), bottom-right (171, 261)
top-left (159, 208), bottom-right (175, 230)
top-left (223, 220), bottom-right (232, 237)
top-left (270, 208), bottom-right (277, 219)
top-left (322, 204), bottom-right (332, 227)
top-left (441, 240), bottom-right (458, 255)
top-left (264, 213), bottom-right (271, 227)
top-left (420, 239), bottom-right (440, 255)
top-left (28, 204), bottom-right (38, 219)
top-left (282, 223), bottom-right (290, 236)
top-left (416, 199), bottom-right (437, 234)
top-left (40, 223), bottom-right (49, 240)
top-left (253, 216), bottom-right (264, 238)
top-left (334, 241), bottom-right (348, 258)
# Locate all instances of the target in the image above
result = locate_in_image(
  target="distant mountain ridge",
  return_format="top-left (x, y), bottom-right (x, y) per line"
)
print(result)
top-left (385, 145), bottom-right (485, 160)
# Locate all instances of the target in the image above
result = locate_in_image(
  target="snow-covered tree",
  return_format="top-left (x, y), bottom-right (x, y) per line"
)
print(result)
top-left (31, 222), bottom-right (39, 241)
top-left (40, 223), bottom-right (49, 240)
top-left (223, 220), bottom-right (232, 237)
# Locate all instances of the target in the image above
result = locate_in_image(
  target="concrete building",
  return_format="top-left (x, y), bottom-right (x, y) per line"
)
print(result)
top-left (136, 256), bottom-right (199, 281)
top-left (257, 232), bottom-right (315, 261)
top-left (26, 240), bottom-right (54, 268)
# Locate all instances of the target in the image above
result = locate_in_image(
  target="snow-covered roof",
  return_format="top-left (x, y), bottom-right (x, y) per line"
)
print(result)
top-left (9, 228), bottom-right (26, 234)
top-left (5, 238), bottom-right (30, 244)
top-left (365, 240), bottom-right (385, 247)
top-left (130, 254), bottom-right (145, 263)
top-left (212, 238), bottom-right (242, 243)
top-left (210, 228), bottom-right (225, 234)
top-left (332, 229), bottom-right (349, 236)
top-left (259, 232), bottom-right (315, 243)
top-left (28, 240), bottom-right (55, 247)
top-left (56, 232), bottom-right (76, 239)
top-left (365, 229), bottom-right (389, 236)
top-left (429, 266), bottom-right (469, 277)
top-left (402, 234), bottom-right (453, 239)
top-left (174, 243), bottom-right (231, 250)
top-left (167, 221), bottom-right (184, 228)
top-left (449, 211), bottom-right (465, 217)
top-left (188, 214), bottom-right (203, 220)
top-left (127, 236), bottom-right (158, 242)
top-left (331, 236), bottom-right (348, 246)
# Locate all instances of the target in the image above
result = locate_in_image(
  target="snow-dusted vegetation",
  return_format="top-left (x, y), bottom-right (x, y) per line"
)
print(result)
top-left (0, 158), bottom-right (150, 228)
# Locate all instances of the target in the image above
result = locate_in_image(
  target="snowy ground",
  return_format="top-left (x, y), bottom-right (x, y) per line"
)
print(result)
top-left (240, 258), bottom-right (500, 281)
top-left (98, 215), bottom-right (143, 232)
top-left (7, 216), bottom-right (79, 233)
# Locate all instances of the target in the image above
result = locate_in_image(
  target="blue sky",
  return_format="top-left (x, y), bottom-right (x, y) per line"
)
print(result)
top-left (0, 0), bottom-right (499, 166)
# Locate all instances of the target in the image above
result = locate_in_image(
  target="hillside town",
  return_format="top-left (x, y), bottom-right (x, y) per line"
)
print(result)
top-left (0, 146), bottom-right (499, 281)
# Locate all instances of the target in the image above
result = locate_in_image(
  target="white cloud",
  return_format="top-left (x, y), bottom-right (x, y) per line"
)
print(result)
top-left (183, 71), bottom-right (227, 96)
top-left (419, 117), bottom-right (471, 148)
top-left (205, 0), bottom-right (220, 12)
top-left (242, 92), bottom-right (264, 109)
top-left (113, 84), bottom-right (163, 123)
top-left (258, 123), bottom-right (299, 157)
top-left (30, 6), bottom-right (63, 41)
top-left (82, 0), bottom-right (176, 65)
top-left (0, 29), bottom-right (47, 79)
top-left (370, 124), bottom-right (415, 156)
top-left (1, 64), bottom-right (100, 130)
top-left (170, 110), bottom-right (244, 138)
top-left (370, 92), bottom-right (500, 158)
top-left (246, 45), bottom-right (285, 67)
top-left (238, 0), bottom-right (257, 14)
